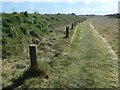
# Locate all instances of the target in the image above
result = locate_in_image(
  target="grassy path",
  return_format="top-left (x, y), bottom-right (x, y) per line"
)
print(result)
top-left (51, 20), bottom-right (118, 88)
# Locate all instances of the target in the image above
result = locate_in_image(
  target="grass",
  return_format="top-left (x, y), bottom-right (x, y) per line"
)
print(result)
top-left (2, 13), bottom-right (85, 59)
top-left (9, 19), bottom-right (118, 88)
top-left (2, 13), bottom-right (86, 88)
top-left (91, 16), bottom-right (118, 55)
top-left (66, 20), bottom-right (118, 88)
top-left (2, 14), bottom-right (118, 89)
top-left (54, 20), bottom-right (118, 88)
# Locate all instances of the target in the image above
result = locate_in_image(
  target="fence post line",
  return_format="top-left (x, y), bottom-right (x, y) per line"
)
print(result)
top-left (29, 45), bottom-right (38, 70)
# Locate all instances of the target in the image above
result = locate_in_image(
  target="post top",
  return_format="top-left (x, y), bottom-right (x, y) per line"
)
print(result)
top-left (29, 44), bottom-right (37, 47)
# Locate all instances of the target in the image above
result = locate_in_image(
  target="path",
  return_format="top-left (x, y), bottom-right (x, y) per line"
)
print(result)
top-left (60, 20), bottom-right (118, 88)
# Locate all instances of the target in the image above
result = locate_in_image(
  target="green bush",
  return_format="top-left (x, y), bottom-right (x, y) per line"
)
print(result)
top-left (29, 30), bottom-right (38, 38)
top-left (2, 19), bottom-right (10, 27)
top-left (16, 16), bottom-right (21, 22)
top-left (24, 11), bottom-right (28, 17)
top-left (2, 48), bottom-right (10, 59)
top-left (7, 31), bottom-right (14, 38)
top-left (20, 26), bottom-right (27, 35)
top-left (2, 38), bottom-right (7, 45)
top-left (13, 12), bottom-right (17, 14)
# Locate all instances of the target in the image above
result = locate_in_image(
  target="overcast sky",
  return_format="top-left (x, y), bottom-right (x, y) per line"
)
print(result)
top-left (1, 0), bottom-right (119, 15)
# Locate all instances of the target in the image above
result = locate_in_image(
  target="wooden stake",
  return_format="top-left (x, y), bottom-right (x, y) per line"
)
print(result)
top-left (65, 27), bottom-right (69, 38)
top-left (29, 45), bottom-right (38, 70)
top-left (71, 23), bottom-right (74, 29)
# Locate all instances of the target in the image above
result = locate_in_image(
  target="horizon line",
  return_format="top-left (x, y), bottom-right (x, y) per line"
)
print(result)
top-left (1, 11), bottom-right (119, 16)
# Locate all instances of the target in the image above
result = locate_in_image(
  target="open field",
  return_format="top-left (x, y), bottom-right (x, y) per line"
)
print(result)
top-left (2, 14), bottom-right (119, 89)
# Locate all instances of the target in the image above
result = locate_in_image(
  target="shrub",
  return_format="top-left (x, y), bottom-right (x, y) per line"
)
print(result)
top-left (2, 19), bottom-right (10, 27)
top-left (13, 12), bottom-right (17, 14)
top-left (32, 15), bottom-right (37, 18)
top-left (33, 20), bottom-right (36, 24)
top-left (20, 26), bottom-right (27, 35)
top-left (7, 31), bottom-right (14, 38)
top-left (5, 19), bottom-right (11, 23)
top-left (2, 48), bottom-right (10, 59)
top-left (3, 28), bottom-right (14, 38)
top-left (2, 38), bottom-right (7, 45)
top-left (32, 38), bottom-right (40, 45)
top-left (3, 28), bottom-right (11, 34)
top-left (30, 30), bottom-right (39, 38)
top-left (37, 24), bottom-right (42, 29)
top-left (16, 16), bottom-right (21, 22)
top-left (71, 13), bottom-right (76, 15)
top-left (51, 17), bottom-right (54, 20)
top-left (24, 11), bottom-right (28, 17)
top-left (45, 17), bottom-right (50, 21)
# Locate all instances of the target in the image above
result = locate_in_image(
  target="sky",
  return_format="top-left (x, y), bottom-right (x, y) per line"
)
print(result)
top-left (1, 0), bottom-right (120, 15)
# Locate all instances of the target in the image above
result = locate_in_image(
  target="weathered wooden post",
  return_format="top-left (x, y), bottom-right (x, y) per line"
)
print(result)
top-left (71, 23), bottom-right (74, 29)
top-left (29, 45), bottom-right (38, 70)
top-left (65, 26), bottom-right (69, 38)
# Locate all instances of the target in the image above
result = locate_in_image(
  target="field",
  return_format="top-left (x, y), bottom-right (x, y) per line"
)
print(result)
top-left (2, 13), bottom-right (119, 89)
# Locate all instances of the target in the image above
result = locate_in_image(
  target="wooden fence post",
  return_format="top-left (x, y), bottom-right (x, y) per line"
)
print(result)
top-left (71, 23), bottom-right (74, 29)
top-left (65, 26), bottom-right (69, 38)
top-left (29, 45), bottom-right (38, 70)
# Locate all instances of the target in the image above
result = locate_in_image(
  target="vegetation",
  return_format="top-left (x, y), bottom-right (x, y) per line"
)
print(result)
top-left (91, 16), bottom-right (119, 55)
top-left (2, 12), bottom-right (118, 89)
top-left (105, 13), bottom-right (120, 18)
top-left (2, 12), bottom-right (86, 88)
top-left (2, 12), bottom-right (86, 59)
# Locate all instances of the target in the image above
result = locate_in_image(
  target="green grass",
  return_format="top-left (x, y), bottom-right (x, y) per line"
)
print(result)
top-left (2, 14), bottom-right (118, 89)
top-left (2, 13), bottom-right (85, 59)
top-left (46, 20), bottom-right (118, 88)
top-left (10, 20), bottom-right (118, 88)
top-left (2, 13), bottom-right (86, 88)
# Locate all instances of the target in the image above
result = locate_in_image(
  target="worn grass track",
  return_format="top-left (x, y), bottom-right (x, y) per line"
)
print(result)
top-left (69, 20), bottom-right (118, 88)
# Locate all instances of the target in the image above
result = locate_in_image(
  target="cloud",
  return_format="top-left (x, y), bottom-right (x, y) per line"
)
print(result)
top-left (1, 0), bottom-right (79, 2)
top-left (66, 8), bottom-right (97, 15)
top-left (118, 1), bottom-right (120, 13)
top-left (39, 8), bottom-right (43, 10)
top-left (2, 0), bottom-right (119, 3)
top-left (2, 0), bottom-right (119, 14)
top-left (53, 4), bottom-right (60, 7)
top-left (66, 1), bottom-right (118, 15)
